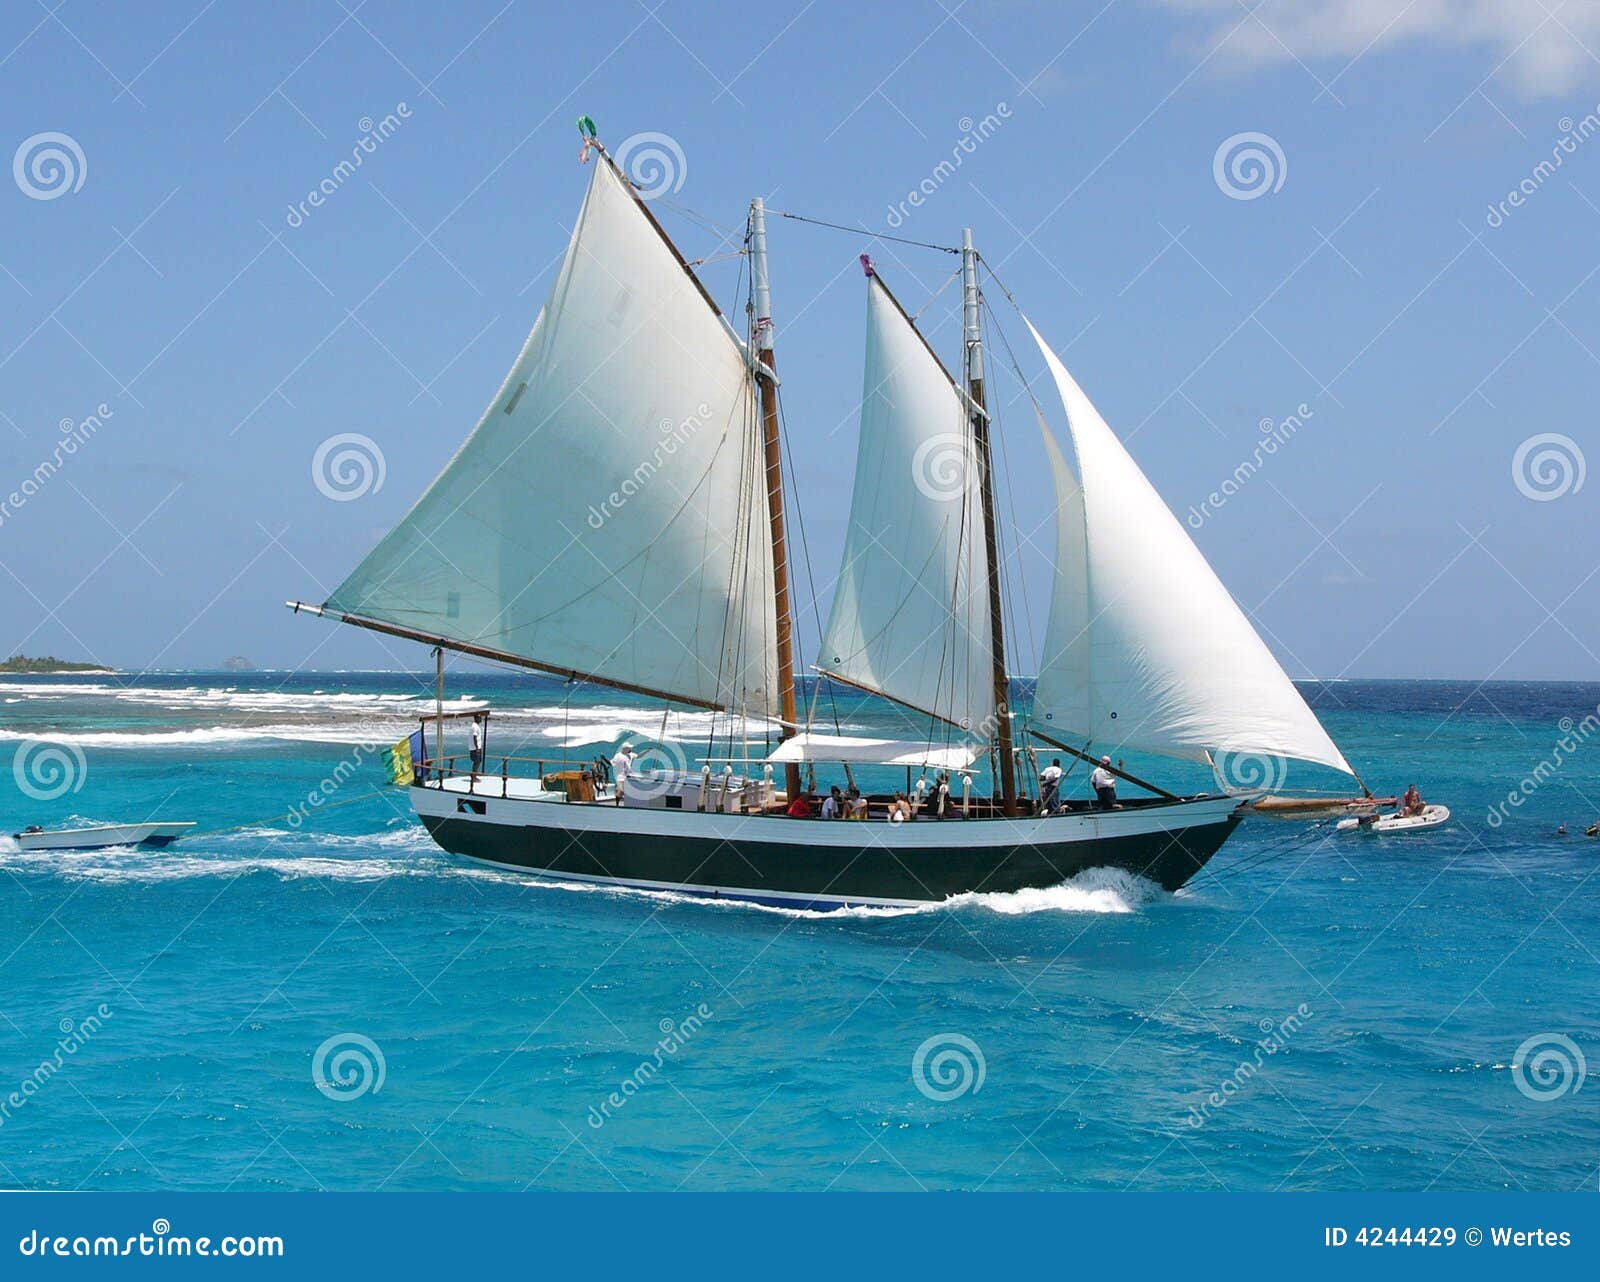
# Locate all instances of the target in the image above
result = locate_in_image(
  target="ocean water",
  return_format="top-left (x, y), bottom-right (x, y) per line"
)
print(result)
top-left (0, 671), bottom-right (1596, 1191)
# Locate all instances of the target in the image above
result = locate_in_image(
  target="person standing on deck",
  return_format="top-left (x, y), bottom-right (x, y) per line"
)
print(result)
top-left (610, 742), bottom-right (634, 806)
top-left (1091, 756), bottom-right (1118, 810)
top-left (1039, 759), bottom-right (1063, 814)
top-left (469, 717), bottom-right (485, 773)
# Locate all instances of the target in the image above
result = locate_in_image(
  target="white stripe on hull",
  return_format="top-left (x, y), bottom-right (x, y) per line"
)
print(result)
top-left (411, 784), bottom-right (1243, 846)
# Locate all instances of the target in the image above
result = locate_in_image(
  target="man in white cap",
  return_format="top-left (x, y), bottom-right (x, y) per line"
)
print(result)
top-left (610, 742), bottom-right (635, 805)
top-left (1090, 755), bottom-right (1117, 810)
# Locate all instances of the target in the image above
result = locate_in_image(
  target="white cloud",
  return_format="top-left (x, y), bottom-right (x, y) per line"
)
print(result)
top-left (1157, 0), bottom-right (1600, 98)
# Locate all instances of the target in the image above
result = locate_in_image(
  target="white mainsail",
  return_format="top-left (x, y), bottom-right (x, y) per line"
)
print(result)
top-left (1025, 317), bottom-right (1352, 776)
top-left (817, 276), bottom-right (994, 732)
top-left (322, 158), bottom-right (778, 714)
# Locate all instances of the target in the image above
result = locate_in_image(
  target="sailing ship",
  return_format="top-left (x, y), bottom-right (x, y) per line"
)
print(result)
top-left (289, 131), bottom-right (1357, 910)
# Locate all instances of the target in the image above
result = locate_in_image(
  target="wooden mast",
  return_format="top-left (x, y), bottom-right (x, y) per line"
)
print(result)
top-left (749, 197), bottom-right (803, 800)
top-left (964, 229), bottom-right (1018, 815)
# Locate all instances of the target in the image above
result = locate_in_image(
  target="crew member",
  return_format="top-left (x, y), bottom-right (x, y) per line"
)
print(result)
top-left (1090, 755), bottom-right (1117, 810)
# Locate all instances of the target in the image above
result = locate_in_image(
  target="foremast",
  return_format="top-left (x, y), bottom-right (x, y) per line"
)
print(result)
top-left (963, 230), bottom-right (1018, 815)
top-left (749, 197), bottom-right (803, 799)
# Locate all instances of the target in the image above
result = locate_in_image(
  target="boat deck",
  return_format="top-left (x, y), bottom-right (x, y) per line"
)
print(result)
top-left (419, 759), bottom-right (1232, 822)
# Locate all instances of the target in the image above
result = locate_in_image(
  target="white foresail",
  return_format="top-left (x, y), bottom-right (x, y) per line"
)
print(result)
top-left (817, 277), bottom-right (994, 733)
top-left (323, 159), bottom-right (778, 714)
top-left (1025, 317), bottom-right (1353, 776)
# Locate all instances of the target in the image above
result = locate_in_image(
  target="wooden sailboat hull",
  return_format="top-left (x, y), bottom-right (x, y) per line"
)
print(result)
top-left (410, 784), bottom-right (1244, 910)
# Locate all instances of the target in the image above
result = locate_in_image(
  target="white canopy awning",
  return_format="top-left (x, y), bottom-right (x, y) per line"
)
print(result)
top-left (766, 733), bottom-right (982, 771)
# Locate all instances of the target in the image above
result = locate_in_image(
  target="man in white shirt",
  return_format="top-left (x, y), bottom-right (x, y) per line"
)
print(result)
top-left (1039, 759), bottom-right (1063, 813)
top-left (469, 718), bottom-right (485, 773)
top-left (1090, 756), bottom-right (1117, 810)
top-left (610, 742), bottom-right (634, 805)
top-left (820, 786), bottom-right (843, 820)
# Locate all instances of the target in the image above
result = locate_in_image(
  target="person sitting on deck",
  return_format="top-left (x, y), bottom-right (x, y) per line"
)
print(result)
top-left (846, 789), bottom-right (868, 820)
top-left (1090, 756), bottom-right (1118, 810)
top-left (820, 786), bottom-right (844, 820)
top-left (787, 791), bottom-right (815, 818)
top-left (1039, 759), bottom-right (1063, 813)
top-left (888, 793), bottom-right (913, 824)
top-left (1401, 784), bottom-right (1425, 817)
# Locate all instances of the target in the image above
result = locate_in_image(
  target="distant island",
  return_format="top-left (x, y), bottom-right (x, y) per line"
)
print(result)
top-left (222, 656), bottom-right (256, 671)
top-left (0, 654), bottom-right (114, 674)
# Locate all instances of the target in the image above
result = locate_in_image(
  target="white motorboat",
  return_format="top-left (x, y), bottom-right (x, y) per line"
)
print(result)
top-left (1336, 805), bottom-right (1450, 834)
top-left (11, 822), bottom-right (196, 852)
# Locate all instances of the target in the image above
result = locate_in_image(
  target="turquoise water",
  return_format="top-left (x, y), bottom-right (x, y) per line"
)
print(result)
top-left (1, 672), bottom-right (1596, 1190)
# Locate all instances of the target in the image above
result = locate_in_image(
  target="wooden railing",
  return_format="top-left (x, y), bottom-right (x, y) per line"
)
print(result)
top-left (415, 754), bottom-right (605, 799)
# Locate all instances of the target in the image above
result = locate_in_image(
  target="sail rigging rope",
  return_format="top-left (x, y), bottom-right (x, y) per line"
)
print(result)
top-left (772, 210), bottom-right (962, 255)
top-left (774, 359), bottom-right (843, 738)
top-left (911, 266), bottom-right (965, 321)
top-left (977, 293), bottom-right (1043, 722)
top-left (1194, 818), bottom-right (1341, 885)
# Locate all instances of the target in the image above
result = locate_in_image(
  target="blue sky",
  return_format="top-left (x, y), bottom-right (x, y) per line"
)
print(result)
top-left (0, 0), bottom-right (1596, 679)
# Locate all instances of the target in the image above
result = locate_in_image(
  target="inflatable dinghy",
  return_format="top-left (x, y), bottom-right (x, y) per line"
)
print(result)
top-left (1336, 805), bottom-right (1449, 834)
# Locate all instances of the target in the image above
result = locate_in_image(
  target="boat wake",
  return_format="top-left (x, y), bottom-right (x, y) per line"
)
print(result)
top-left (0, 823), bottom-right (441, 884)
top-left (940, 866), bottom-right (1167, 916)
top-left (458, 862), bottom-right (1171, 920)
top-left (1, 819), bottom-right (1167, 918)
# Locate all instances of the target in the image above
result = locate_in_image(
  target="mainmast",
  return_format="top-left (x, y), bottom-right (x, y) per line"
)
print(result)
top-left (964, 229), bottom-right (1018, 815)
top-left (749, 197), bottom-right (803, 799)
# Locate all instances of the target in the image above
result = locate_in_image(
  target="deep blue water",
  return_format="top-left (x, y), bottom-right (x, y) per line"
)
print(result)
top-left (1, 672), bottom-right (1597, 1191)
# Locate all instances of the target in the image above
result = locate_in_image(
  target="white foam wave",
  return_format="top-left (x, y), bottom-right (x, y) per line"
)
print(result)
top-left (443, 862), bottom-right (1168, 920)
top-left (0, 723), bottom-right (424, 749)
top-left (0, 823), bottom-right (439, 883)
top-left (0, 726), bottom-right (308, 748)
top-left (0, 681), bottom-right (119, 695)
top-left (942, 866), bottom-right (1166, 915)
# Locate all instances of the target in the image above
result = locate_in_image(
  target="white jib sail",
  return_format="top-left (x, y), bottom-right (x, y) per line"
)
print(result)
top-left (323, 158), bottom-right (778, 714)
top-left (817, 277), bottom-right (994, 733)
top-left (1025, 316), bottom-right (1352, 776)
